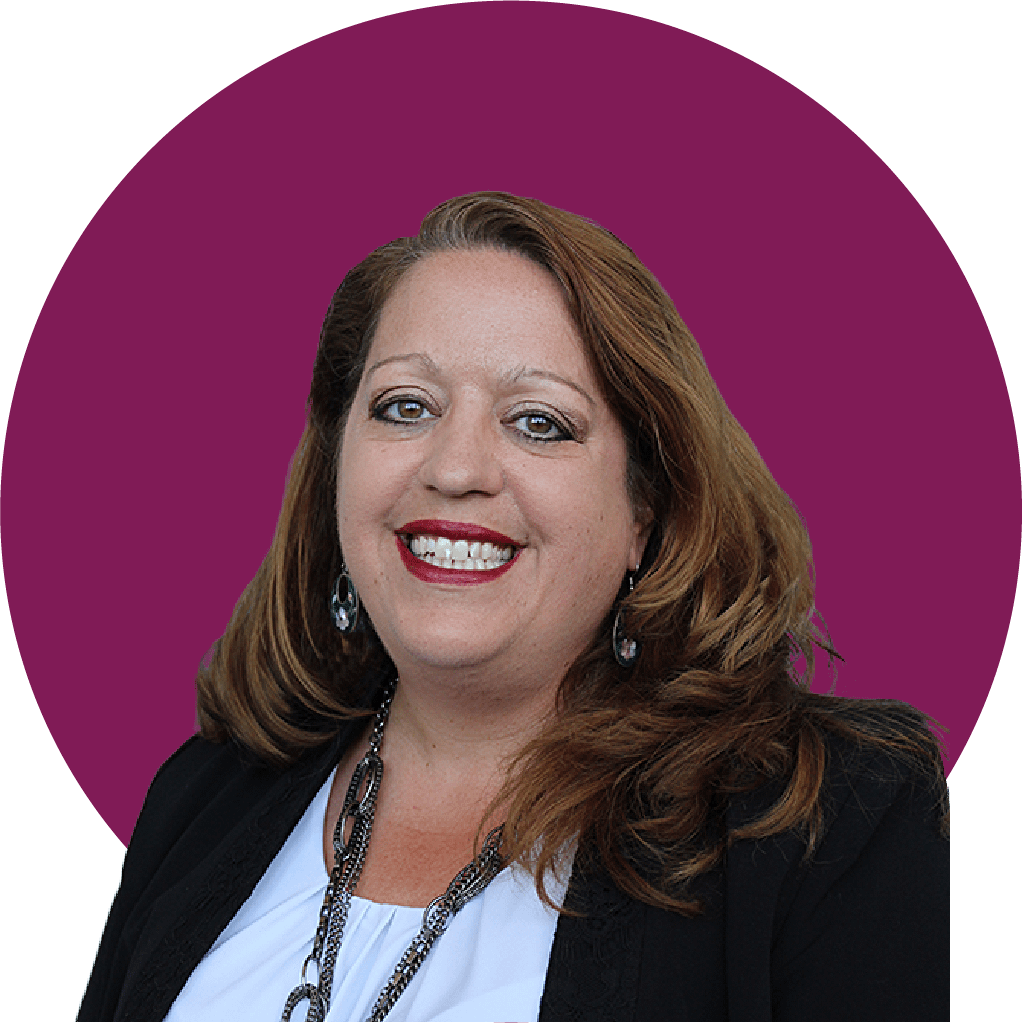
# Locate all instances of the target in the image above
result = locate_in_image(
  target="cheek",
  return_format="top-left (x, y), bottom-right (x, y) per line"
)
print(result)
top-left (335, 424), bottom-right (381, 551)
top-left (335, 432), bottom-right (420, 549)
top-left (518, 457), bottom-right (635, 575)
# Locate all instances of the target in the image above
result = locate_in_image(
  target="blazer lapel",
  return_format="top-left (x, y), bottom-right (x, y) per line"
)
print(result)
top-left (722, 783), bottom-right (804, 1021)
top-left (114, 733), bottom-right (349, 1021)
top-left (538, 854), bottom-right (645, 1021)
top-left (539, 853), bottom-right (734, 1022)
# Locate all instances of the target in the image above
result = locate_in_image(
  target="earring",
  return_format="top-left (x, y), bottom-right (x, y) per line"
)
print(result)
top-left (612, 570), bottom-right (641, 668)
top-left (330, 565), bottom-right (359, 635)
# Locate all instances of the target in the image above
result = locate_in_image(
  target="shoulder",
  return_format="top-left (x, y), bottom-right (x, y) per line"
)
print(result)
top-left (138, 733), bottom-right (265, 826)
top-left (79, 727), bottom-right (357, 1021)
top-left (738, 703), bottom-right (947, 881)
top-left (828, 707), bottom-right (948, 860)
top-left (795, 723), bottom-right (948, 904)
top-left (730, 700), bottom-right (948, 852)
top-left (116, 735), bottom-right (286, 916)
top-left (728, 705), bottom-right (948, 863)
top-left (750, 706), bottom-right (949, 1020)
top-left (140, 734), bottom-right (241, 821)
top-left (127, 726), bottom-right (358, 882)
top-left (115, 727), bottom-right (357, 937)
top-left (133, 733), bottom-right (260, 832)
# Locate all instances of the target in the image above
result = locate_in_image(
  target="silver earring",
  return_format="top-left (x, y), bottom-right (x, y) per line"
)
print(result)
top-left (330, 565), bottom-right (359, 635)
top-left (612, 571), bottom-right (640, 668)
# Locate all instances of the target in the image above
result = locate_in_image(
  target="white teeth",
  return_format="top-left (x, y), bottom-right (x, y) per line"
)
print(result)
top-left (404, 533), bottom-right (517, 572)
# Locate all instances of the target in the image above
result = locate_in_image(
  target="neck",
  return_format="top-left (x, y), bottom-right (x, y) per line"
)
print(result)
top-left (380, 659), bottom-right (563, 782)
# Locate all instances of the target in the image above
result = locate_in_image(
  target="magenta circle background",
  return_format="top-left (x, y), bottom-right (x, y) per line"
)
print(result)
top-left (3, 3), bottom-right (1019, 845)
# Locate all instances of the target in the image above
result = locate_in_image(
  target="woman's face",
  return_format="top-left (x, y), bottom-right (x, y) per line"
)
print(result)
top-left (337, 249), bottom-right (647, 685)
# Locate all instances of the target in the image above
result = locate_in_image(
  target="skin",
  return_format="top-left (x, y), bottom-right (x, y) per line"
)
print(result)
top-left (327, 249), bottom-right (649, 906)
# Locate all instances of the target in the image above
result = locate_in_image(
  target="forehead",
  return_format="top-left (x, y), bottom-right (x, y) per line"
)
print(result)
top-left (370, 249), bottom-right (592, 380)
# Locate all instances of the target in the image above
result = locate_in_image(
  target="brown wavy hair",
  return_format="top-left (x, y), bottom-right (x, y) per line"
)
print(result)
top-left (197, 192), bottom-right (947, 913)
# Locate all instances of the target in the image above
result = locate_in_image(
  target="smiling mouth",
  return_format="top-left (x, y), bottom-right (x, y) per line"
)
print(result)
top-left (399, 532), bottom-right (518, 572)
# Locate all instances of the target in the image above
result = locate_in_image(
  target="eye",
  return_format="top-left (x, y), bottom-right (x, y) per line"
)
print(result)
top-left (372, 397), bottom-right (437, 424)
top-left (511, 412), bottom-right (572, 443)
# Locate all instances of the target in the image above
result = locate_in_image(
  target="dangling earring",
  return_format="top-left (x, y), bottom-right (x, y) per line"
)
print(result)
top-left (330, 564), bottom-right (359, 635)
top-left (612, 570), bottom-right (641, 668)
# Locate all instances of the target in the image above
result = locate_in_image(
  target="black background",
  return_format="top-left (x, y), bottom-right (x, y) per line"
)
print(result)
top-left (3, 6), bottom-right (1002, 1014)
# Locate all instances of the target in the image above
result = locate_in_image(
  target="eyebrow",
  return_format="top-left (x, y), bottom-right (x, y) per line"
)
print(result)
top-left (364, 352), bottom-right (442, 378)
top-left (365, 353), bottom-right (596, 410)
top-left (502, 367), bottom-right (596, 409)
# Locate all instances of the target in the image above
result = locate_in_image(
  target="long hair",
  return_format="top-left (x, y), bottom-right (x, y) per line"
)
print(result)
top-left (197, 192), bottom-right (946, 912)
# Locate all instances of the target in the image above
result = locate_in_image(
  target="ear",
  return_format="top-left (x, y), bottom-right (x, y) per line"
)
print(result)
top-left (628, 503), bottom-right (655, 574)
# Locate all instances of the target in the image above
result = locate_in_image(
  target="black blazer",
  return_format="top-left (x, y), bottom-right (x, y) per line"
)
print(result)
top-left (79, 721), bottom-right (949, 1022)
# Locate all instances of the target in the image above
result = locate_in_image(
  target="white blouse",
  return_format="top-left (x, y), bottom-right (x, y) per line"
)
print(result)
top-left (166, 769), bottom-right (567, 1022)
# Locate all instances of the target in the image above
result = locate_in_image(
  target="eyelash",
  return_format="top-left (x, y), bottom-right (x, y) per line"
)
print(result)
top-left (370, 396), bottom-right (577, 444)
top-left (507, 411), bottom-right (574, 444)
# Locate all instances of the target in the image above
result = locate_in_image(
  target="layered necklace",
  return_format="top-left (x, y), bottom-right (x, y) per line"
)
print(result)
top-left (281, 680), bottom-right (507, 1022)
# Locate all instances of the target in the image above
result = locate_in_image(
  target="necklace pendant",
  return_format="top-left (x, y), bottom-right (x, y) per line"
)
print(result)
top-left (280, 680), bottom-right (508, 1023)
top-left (281, 982), bottom-right (328, 1022)
top-left (341, 752), bottom-right (384, 821)
top-left (335, 752), bottom-right (382, 850)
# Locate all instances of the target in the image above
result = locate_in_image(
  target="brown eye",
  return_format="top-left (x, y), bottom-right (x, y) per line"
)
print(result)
top-left (511, 412), bottom-right (571, 443)
top-left (373, 398), bottom-right (437, 425)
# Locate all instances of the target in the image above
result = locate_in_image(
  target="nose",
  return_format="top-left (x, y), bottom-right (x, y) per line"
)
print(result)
top-left (418, 401), bottom-right (503, 498)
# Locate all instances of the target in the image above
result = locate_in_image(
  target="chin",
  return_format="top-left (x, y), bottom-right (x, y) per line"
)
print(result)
top-left (376, 622), bottom-right (506, 673)
top-left (395, 646), bottom-right (505, 676)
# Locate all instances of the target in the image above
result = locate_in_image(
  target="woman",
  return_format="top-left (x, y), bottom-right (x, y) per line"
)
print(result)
top-left (79, 193), bottom-right (949, 1022)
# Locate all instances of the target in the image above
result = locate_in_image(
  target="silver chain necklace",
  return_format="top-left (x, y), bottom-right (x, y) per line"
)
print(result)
top-left (281, 680), bottom-right (506, 1022)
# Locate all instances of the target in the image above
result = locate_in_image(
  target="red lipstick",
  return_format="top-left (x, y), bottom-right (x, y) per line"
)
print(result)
top-left (397, 519), bottom-right (520, 547)
top-left (394, 520), bottom-right (522, 586)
